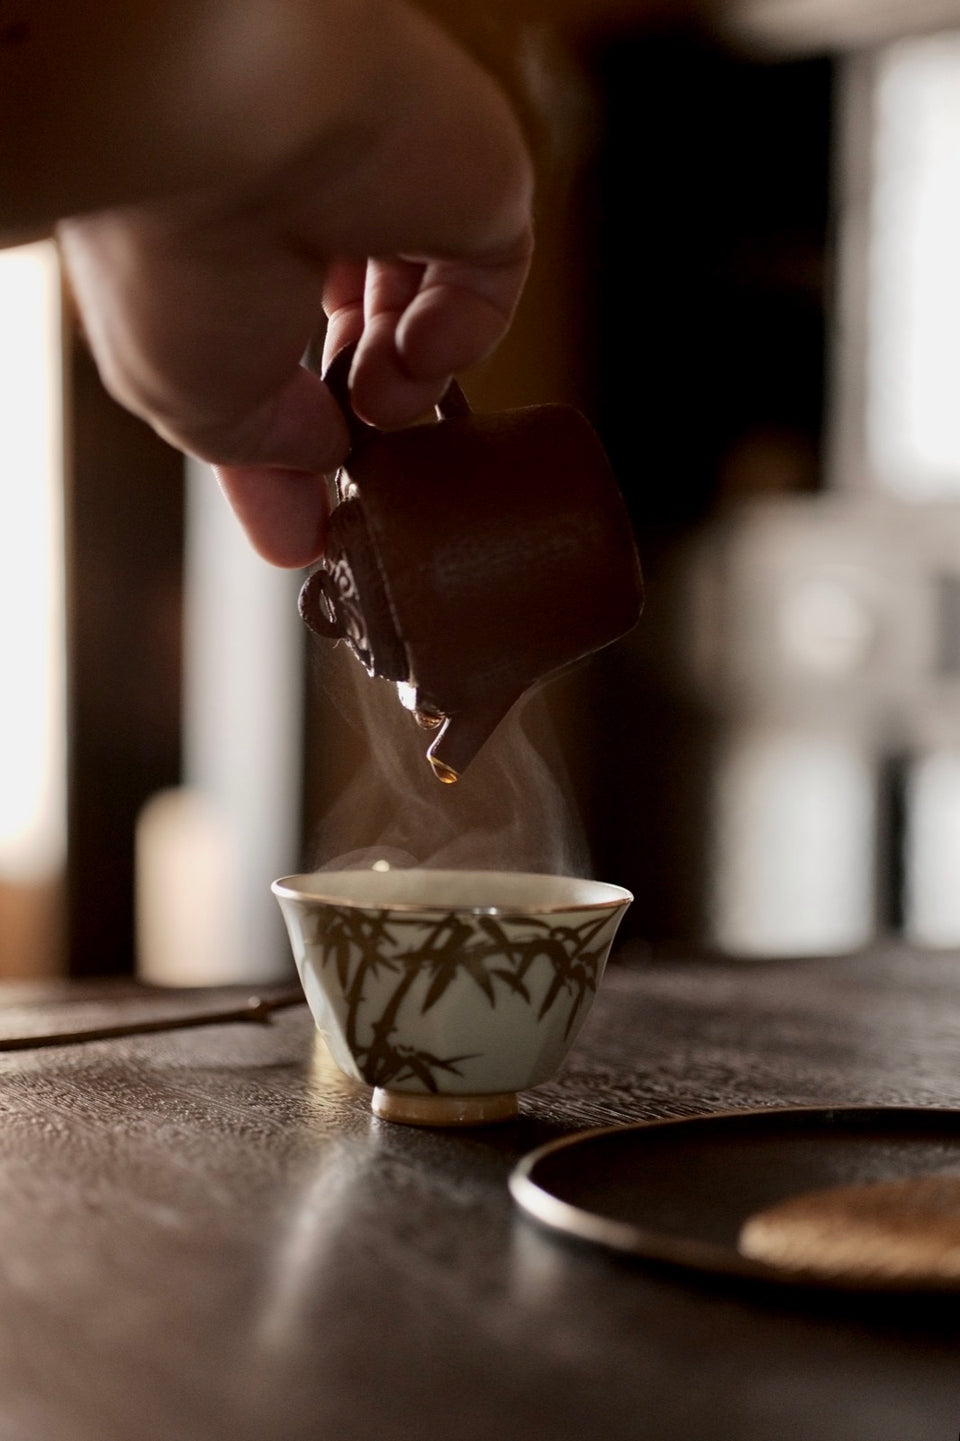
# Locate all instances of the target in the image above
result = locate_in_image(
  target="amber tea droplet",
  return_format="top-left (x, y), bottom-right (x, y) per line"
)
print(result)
top-left (428, 755), bottom-right (460, 785)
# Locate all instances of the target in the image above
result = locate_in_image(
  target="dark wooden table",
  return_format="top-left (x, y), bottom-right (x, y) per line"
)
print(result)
top-left (1, 944), bottom-right (959, 1441)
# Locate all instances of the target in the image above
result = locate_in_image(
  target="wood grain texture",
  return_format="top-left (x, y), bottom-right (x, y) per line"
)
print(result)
top-left (0, 947), bottom-right (958, 1440)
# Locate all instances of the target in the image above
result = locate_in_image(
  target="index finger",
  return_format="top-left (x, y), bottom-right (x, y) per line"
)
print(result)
top-left (321, 257), bottom-right (366, 368)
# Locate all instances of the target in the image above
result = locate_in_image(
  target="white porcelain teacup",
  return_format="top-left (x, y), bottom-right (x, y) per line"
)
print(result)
top-left (272, 868), bottom-right (632, 1125)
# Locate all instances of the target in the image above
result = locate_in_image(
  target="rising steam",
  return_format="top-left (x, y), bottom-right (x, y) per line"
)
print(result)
top-left (306, 642), bottom-right (592, 879)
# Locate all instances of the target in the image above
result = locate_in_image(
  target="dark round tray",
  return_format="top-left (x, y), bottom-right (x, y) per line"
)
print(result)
top-left (509, 1105), bottom-right (960, 1292)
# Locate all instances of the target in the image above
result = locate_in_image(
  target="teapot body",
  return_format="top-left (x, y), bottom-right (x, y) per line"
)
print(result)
top-left (299, 359), bottom-right (642, 780)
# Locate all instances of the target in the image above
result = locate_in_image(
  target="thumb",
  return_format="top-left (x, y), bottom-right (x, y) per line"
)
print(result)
top-left (210, 367), bottom-right (350, 568)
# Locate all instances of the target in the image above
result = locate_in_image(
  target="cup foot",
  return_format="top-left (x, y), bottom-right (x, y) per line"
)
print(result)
top-left (371, 1089), bottom-right (518, 1127)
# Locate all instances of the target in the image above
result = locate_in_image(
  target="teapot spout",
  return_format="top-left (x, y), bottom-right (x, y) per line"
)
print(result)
top-left (425, 697), bottom-right (520, 783)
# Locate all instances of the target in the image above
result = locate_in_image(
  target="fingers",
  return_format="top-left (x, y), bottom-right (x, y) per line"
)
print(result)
top-left (322, 232), bottom-right (533, 428)
top-left (203, 368), bottom-right (345, 568)
top-left (320, 258), bottom-right (366, 367)
top-left (215, 463), bottom-right (330, 568)
top-left (203, 357), bottom-right (344, 567)
top-left (63, 212), bottom-right (531, 569)
top-left (323, 255), bottom-right (441, 425)
top-left (49, 0), bottom-right (535, 572)
top-left (354, 256), bottom-right (453, 425)
top-left (196, 367), bottom-right (345, 567)
top-left (221, 225), bottom-right (530, 563)
top-left (61, 212), bottom-right (349, 567)
top-left (178, 363), bottom-right (349, 477)
top-left (395, 238), bottom-right (534, 377)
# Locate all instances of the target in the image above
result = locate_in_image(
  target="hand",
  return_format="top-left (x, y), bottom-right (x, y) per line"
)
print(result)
top-left (56, 2), bottom-right (534, 567)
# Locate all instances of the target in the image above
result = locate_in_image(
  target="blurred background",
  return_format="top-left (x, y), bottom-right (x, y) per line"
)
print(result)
top-left (6, 0), bottom-right (960, 980)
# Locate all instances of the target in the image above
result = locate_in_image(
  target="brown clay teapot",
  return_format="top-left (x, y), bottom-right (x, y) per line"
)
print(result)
top-left (299, 346), bottom-right (643, 782)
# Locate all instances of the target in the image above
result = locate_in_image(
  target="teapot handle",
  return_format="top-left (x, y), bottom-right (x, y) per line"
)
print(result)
top-left (317, 341), bottom-right (470, 457)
